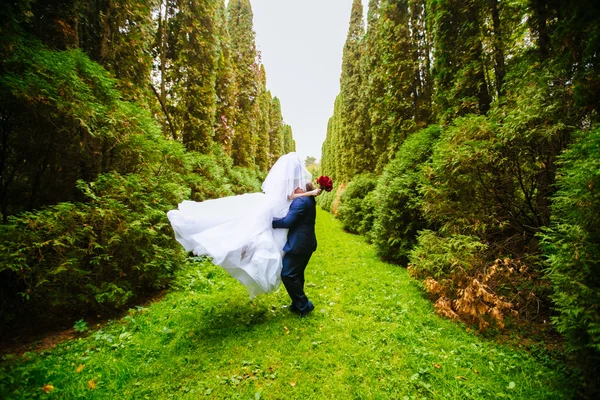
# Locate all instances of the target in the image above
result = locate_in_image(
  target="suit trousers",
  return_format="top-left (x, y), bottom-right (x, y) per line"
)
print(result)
top-left (281, 252), bottom-right (313, 312)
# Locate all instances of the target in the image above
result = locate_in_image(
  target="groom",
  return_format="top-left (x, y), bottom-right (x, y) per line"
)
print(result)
top-left (272, 184), bottom-right (319, 317)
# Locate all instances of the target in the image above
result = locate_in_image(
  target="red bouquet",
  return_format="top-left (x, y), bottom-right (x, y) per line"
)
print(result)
top-left (317, 176), bottom-right (333, 192)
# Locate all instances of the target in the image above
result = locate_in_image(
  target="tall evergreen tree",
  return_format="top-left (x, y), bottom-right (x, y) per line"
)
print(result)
top-left (227, 0), bottom-right (259, 167)
top-left (339, 0), bottom-right (366, 180)
top-left (255, 64), bottom-right (271, 172)
top-left (409, 0), bottom-right (433, 124)
top-left (369, 0), bottom-right (416, 170)
top-left (430, 0), bottom-right (491, 119)
top-left (214, 0), bottom-right (237, 154)
top-left (171, 0), bottom-right (218, 153)
top-left (282, 125), bottom-right (295, 154)
top-left (268, 96), bottom-right (284, 165)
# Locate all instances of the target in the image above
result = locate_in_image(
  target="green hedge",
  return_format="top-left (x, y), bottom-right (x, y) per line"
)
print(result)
top-left (371, 125), bottom-right (440, 264)
top-left (541, 126), bottom-right (600, 355)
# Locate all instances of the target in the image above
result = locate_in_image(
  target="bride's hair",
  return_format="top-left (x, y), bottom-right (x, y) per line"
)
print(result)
top-left (306, 182), bottom-right (315, 191)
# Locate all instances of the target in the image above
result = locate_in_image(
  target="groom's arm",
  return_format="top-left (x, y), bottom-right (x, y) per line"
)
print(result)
top-left (272, 199), bottom-right (305, 229)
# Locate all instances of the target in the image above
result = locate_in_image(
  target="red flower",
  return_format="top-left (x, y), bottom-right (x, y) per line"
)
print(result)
top-left (317, 176), bottom-right (333, 192)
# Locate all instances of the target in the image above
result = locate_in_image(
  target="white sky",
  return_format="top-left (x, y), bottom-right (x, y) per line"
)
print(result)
top-left (250, 0), bottom-right (365, 162)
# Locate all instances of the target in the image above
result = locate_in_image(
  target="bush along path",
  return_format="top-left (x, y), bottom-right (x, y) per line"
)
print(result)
top-left (0, 208), bottom-right (576, 399)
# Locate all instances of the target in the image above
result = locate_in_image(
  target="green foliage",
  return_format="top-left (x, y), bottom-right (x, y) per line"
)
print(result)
top-left (268, 97), bottom-right (284, 165)
top-left (73, 319), bottom-right (89, 333)
top-left (367, 0), bottom-right (421, 171)
top-left (422, 66), bottom-right (574, 251)
top-left (281, 125), bottom-right (295, 154)
top-left (0, 37), bottom-right (165, 218)
top-left (340, 0), bottom-right (370, 179)
top-left (255, 67), bottom-right (271, 172)
top-left (430, 0), bottom-right (491, 119)
top-left (371, 125), bottom-right (440, 264)
top-left (0, 171), bottom-right (188, 316)
top-left (410, 231), bottom-right (487, 281)
top-left (337, 173), bottom-right (378, 236)
top-left (213, 0), bottom-right (237, 155)
top-left (228, 0), bottom-right (259, 167)
top-left (540, 127), bottom-right (600, 356)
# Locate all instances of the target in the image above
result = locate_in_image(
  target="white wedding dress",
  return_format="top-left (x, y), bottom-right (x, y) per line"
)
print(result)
top-left (167, 153), bottom-right (312, 298)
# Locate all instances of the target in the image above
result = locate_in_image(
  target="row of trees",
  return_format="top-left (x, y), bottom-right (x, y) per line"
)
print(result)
top-left (0, 0), bottom-right (295, 323)
top-left (319, 0), bottom-right (599, 389)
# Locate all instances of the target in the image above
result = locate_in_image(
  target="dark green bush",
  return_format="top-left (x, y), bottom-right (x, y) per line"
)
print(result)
top-left (0, 171), bottom-right (188, 318)
top-left (371, 125), bottom-right (440, 264)
top-left (422, 65), bottom-right (575, 250)
top-left (540, 126), bottom-right (600, 355)
top-left (337, 173), bottom-right (377, 235)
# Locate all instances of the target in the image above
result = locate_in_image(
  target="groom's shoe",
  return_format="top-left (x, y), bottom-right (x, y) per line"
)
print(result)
top-left (289, 304), bottom-right (300, 315)
top-left (289, 303), bottom-right (314, 317)
top-left (300, 302), bottom-right (315, 317)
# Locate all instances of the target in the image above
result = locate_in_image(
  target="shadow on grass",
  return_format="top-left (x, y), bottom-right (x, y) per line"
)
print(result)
top-left (186, 298), bottom-right (281, 342)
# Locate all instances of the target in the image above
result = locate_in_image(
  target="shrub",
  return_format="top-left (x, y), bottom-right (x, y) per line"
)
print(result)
top-left (0, 172), bottom-right (189, 319)
top-left (337, 173), bottom-right (377, 235)
top-left (371, 125), bottom-right (440, 264)
top-left (409, 231), bottom-right (522, 331)
top-left (540, 126), bottom-right (600, 355)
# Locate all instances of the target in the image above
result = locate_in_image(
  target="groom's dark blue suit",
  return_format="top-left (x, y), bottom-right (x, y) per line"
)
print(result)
top-left (272, 196), bottom-right (317, 316)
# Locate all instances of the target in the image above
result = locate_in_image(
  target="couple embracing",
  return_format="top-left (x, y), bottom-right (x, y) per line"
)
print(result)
top-left (168, 153), bottom-right (324, 318)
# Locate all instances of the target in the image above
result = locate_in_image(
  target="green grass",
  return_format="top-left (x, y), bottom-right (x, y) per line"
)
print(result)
top-left (0, 208), bottom-right (577, 399)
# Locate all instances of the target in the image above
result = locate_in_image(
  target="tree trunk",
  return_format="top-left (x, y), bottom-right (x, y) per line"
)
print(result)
top-left (531, 0), bottom-right (549, 60)
top-left (489, 0), bottom-right (506, 96)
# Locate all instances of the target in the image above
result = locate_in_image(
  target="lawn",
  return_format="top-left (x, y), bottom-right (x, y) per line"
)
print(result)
top-left (0, 208), bottom-right (576, 399)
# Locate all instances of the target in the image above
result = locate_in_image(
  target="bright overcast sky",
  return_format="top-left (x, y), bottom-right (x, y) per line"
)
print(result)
top-left (250, 0), bottom-right (365, 162)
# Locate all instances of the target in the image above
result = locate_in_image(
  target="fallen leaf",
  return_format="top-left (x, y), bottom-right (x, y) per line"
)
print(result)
top-left (88, 379), bottom-right (96, 390)
top-left (290, 381), bottom-right (296, 387)
top-left (76, 364), bottom-right (85, 373)
top-left (433, 363), bottom-right (441, 369)
top-left (456, 376), bottom-right (467, 381)
top-left (41, 384), bottom-right (54, 394)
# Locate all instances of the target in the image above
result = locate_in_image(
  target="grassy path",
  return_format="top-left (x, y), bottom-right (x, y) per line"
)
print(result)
top-left (1, 208), bottom-right (575, 399)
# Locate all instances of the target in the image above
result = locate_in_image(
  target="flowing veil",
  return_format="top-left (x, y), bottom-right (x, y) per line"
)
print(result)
top-left (167, 153), bottom-right (312, 298)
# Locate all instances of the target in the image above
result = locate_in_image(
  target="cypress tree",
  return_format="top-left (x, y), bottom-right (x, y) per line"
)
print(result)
top-left (227, 0), bottom-right (259, 167)
top-left (255, 64), bottom-right (271, 172)
top-left (430, 0), bottom-right (491, 119)
top-left (282, 125), bottom-right (295, 154)
top-left (339, 0), bottom-right (366, 181)
top-left (268, 96), bottom-right (284, 165)
top-left (214, 0), bottom-right (237, 155)
top-left (367, 0), bottom-right (416, 171)
top-left (172, 0), bottom-right (218, 153)
top-left (409, 0), bottom-right (433, 124)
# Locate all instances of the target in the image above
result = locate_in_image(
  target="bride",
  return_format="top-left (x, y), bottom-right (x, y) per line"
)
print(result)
top-left (167, 153), bottom-right (318, 298)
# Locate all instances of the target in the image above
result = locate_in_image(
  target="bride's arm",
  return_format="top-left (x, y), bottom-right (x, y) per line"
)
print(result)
top-left (288, 189), bottom-right (321, 200)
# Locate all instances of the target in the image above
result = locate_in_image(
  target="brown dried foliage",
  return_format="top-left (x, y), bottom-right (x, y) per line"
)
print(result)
top-left (416, 259), bottom-right (533, 331)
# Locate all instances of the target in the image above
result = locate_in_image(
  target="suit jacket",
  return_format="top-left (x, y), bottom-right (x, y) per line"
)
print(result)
top-left (272, 196), bottom-right (317, 254)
